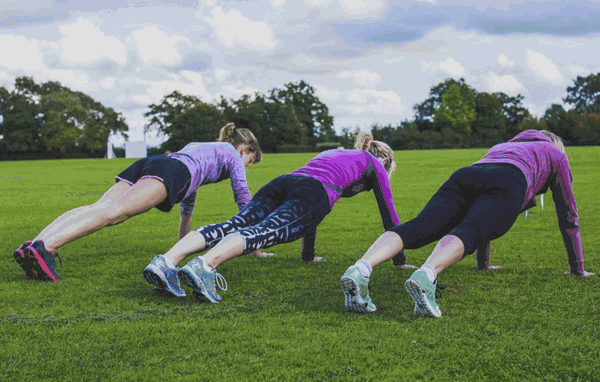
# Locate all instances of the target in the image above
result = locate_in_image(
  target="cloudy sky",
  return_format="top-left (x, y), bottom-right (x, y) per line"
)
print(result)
top-left (1, 0), bottom-right (600, 146)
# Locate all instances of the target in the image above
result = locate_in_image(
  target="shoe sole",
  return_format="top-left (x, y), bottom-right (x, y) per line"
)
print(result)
top-left (143, 266), bottom-right (186, 298)
top-left (24, 246), bottom-right (60, 282)
top-left (340, 276), bottom-right (375, 313)
top-left (179, 267), bottom-right (218, 303)
top-left (404, 279), bottom-right (441, 318)
top-left (14, 247), bottom-right (36, 279)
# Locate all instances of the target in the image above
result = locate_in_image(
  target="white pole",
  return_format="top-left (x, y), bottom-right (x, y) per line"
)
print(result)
top-left (540, 194), bottom-right (544, 209)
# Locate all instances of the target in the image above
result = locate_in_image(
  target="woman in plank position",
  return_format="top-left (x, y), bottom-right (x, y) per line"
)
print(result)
top-left (341, 130), bottom-right (593, 317)
top-left (143, 132), bottom-right (408, 300)
top-left (14, 123), bottom-right (263, 285)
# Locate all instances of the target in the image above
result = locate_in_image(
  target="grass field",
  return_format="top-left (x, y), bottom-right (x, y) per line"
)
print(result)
top-left (1, 147), bottom-right (599, 381)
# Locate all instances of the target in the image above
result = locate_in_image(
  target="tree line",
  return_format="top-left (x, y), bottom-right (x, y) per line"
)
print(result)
top-left (2, 74), bottom-right (600, 160)
top-left (0, 77), bottom-right (128, 160)
top-left (358, 75), bottom-right (600, 150)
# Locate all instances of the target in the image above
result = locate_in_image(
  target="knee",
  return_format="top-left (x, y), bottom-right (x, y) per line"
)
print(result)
top-left (98, 202), bottom-right (130, 226)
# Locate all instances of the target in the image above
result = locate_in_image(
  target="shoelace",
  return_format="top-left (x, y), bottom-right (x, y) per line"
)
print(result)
top-left (435, 282), bottom-right (445, 299)
top-left (214, 272), bottom-right (228, 291)
top-left (54, 253), bottom-right (63, 267)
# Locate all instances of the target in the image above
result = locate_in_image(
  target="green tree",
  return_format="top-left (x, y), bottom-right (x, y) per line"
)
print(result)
top-left (41, 87), bottom-right (128, 156)
top-left (542, 104), bottom-right (578, 142)
top-left (564, 73), bottom-right (600, 113)
top-left (518, 115), bottom-right (547, 132)
top-left (145, 91), bottom-right (227, 152)
top-left (413, 78), bottom-right (473, 132)
top-left (473, 92), bottom-right (506, 143)
top-left (1, 76), bottom-right (126, 158)
top-left (434, 83), bottom-right (476, 136)
top-left (268, 80), bottom-right (334, 144)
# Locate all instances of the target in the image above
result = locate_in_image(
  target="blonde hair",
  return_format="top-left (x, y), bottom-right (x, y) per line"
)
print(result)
top-left (540, 130), bottom-right (566, 155)
top-left (218, 123), bottom-right (262, 164)
top-left (354, 131), bottom-right (396, 179)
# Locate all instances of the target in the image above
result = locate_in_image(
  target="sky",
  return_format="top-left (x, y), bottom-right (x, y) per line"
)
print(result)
top-left (1, 0), bottom-right (600, 147)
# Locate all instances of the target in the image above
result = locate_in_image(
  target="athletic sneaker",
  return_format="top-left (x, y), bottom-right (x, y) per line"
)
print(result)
top-left (340, 265), bottom-right (376, 313)
top-left (24, 240), bottom-right (62, 282)
top-left (143, 255), bottom-right (186, 297)
top-left (405, 269), bottom-right (441, 318)
top-left (179, 257), bottom-right (228, 303)
top-left (13, 241), bottom-right (34, 278)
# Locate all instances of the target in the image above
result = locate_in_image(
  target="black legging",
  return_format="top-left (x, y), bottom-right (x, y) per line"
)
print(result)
top-left (195, 175), bottom-right (331, 254)
top-left (388, 163), bottom-right (528, 256)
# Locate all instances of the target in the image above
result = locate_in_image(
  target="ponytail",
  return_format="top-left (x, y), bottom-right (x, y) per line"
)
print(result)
top-left (217, 122), bottom-right (263, 164)
top-left (354, 131), bottom-right (374, 151)
top-left (218, 123), bottom-right (236, 143)
top-left (354, 130), bottom-right (396, 178)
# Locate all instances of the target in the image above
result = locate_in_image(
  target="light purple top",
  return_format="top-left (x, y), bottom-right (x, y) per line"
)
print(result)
top-left (168, 142), bottom-right (251, 216)
top-left (289, 149), bottom-right (401, 229)
top-left (474, 130), bottom-right (584, 273)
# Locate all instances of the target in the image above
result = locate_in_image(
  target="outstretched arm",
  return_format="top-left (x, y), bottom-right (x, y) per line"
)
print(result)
top-left (179, 214), bottom-right (193, 240)
top-left (179, 191), bottom-right (197, 239)
top-left (475, 240), bottom-right (502, 270)
top-left (300, 226), bottom-right (324, 262)
top-left (551, 157), bottom-right (590, 275)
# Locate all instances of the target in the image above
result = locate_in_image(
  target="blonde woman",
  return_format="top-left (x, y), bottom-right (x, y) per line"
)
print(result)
top-left (14, 123), bottom-right (262, 287)
top-left (341, 130), bottom-right (593, 317)
top-left (143, 132), bottom-right (406, 301)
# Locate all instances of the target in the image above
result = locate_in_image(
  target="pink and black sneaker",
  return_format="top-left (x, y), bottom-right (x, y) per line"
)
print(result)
top-left (24, 240), bottom-right (63, 282)
top-left (13, 241), bottom-right (34, 278)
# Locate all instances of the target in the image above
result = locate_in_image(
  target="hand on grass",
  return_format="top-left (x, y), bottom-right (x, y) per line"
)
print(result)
top-left (253, 250), bottom-right (275, 258)
top-left (394, 264), bottom-right (418, 270)
top-left (564, 270), bottom-right (595, 277)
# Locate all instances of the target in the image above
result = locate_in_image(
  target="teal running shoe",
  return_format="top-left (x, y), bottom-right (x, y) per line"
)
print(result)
top-left (179, 257), bottom-right (228, 303)
top-left (405, 268), bottom-right (442, 318)
top-left (143, 255), bottom-right (186, 297)
top-left (340, 265), bottom-right (376, 313)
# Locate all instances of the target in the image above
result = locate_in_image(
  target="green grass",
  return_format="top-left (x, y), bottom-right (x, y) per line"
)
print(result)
top-left (1, 148), bottom-right (599, 381)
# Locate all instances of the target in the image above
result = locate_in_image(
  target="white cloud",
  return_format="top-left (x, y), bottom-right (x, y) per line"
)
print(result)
top-left (314, 85), bottom-right (341, 102)
top-left (488, 73), bottom-right (523, 92)
top-left (417, 0), bottom-right (436, 3)
top-left (214, 68), bottom-right (231, 82)
top-left (439, 57), bottom-right (465, 77)
top-left (337, 69), bottom-right (381, 86)
top-left (59, 18), bottom-right (127, 66)
top-left (568, 65), bottom-right (587, 75)
top-left (305, 0), bottom-right (334, 7)
top-left (0, 35), bottom-right (45, 71)
top-left (204, 7), bottom-right (277, 51)
top-left (222, 84), bottom-right (260, 98)
top-left (129, 71), bottom-right (212, 107)
top-left (41, 69), bottom-right (92, 92)
top-left (526, 49), bottom-right (563, 85)
top-left (0, 0), bottom-right (54, 12)
top-left (130, 26), bottom-right (189, 66)
top-left (497, 53), bottom-right (515, 67)
top-left (270, 0), bottom-right (285, 6)
top-left (99, 77), bottom-right (116, 89)
top-left (338, 0), bottom-right (385, 16)
top-left (343, 89), bottom-right (405, 114)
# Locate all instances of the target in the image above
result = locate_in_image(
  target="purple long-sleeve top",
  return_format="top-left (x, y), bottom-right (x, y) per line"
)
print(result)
top-left (474, 130), bottom-right (584, 274)
top-left (289, 149), bottom-right (401, 229)
top-left (168, 142), bottom-right (251, 216)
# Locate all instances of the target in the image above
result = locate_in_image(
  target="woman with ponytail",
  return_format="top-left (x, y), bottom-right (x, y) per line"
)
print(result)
top-left (341, 129), bottom-right (593, 318)
top-left (142, 131), bottom-right (406, 302)
top-left (14, 123), bottom-right (262, 286)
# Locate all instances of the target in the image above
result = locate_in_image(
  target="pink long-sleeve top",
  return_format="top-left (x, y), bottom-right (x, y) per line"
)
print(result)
top-left (289, 149), bottom-right (400, 229)
top-left (474, 130), bottom-right (584, 274)
top-left (168, 142), bottom-right (251, 216)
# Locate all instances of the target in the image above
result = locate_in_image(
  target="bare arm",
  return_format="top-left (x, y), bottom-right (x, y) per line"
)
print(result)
top-left (179, 214), bottom-right (193, 240)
